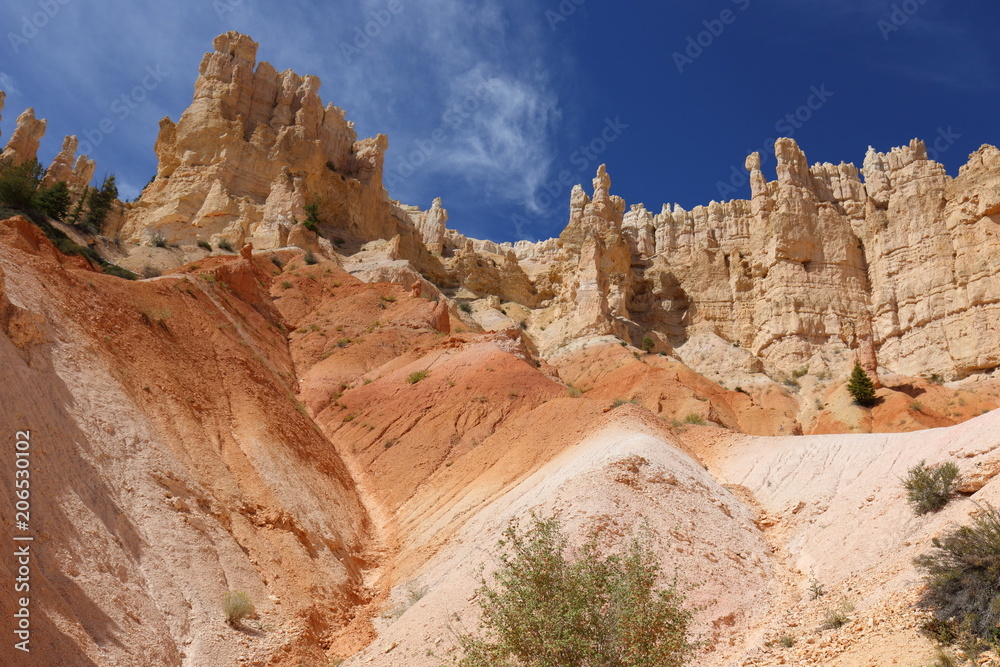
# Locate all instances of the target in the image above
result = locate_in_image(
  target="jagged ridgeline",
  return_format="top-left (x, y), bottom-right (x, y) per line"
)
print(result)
top-left (5, 30), bottom-right (1000, 382)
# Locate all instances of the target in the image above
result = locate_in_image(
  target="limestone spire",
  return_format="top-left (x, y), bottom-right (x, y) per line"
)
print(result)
top-left (1, 107), bottom-right (46, 165)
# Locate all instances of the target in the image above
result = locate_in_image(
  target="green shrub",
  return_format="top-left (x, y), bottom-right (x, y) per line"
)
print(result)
top-left (222, 591), bottom-right (254, 626)
top-left (407, 370), bottom-right (428, 384)
top-left (304, 251), bottom-right (318, 265)
top-left (847, 362), bottom-right (877, 407)
top-left (217, 238), bottom-right (234, 252)
top-left (150, 233), bottom-right (167, 248)
top-left (567, 386), bottom-right (583, 398)
top-left (915, 505), bottom-right (1000, 651)
top-left (303, 196), bottom-right (321, 232)
top-left (0, 158), bottom-right (44, 210)
top-left (459, 302), bottom-right (473, 314)
top-left (452, 514), bottom-right (695, 667)
top-left (904, 460), bottom-right (961, 515)
top-left (102, 263), bottom-right (138, 280)
top-left (641, 336), bottom-right (655, 353)
top-left (197, 240), bottom-right (212, 252)
top-left (35, 181), bottom-right (71, 220)
top-left (683, 414), bottom-right (706, 426)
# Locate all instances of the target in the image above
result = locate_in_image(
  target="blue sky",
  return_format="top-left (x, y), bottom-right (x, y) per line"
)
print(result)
top-left (0, 0), bottom-right (997, 243)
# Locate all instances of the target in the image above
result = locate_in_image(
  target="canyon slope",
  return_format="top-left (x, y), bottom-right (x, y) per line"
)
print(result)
top-left (1, 30), bottom-right (1000, 667)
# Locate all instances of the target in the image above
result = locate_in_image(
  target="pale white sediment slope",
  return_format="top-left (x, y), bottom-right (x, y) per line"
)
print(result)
top-left (347, 408), bottom-right (1000, 666)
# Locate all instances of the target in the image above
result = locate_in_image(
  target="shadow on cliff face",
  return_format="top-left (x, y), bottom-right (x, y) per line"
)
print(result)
top-left (0, 332), bottom-right (156, 665)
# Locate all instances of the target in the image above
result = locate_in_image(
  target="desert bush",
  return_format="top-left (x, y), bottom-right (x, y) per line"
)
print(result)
top-left (217, 238), bottom-right (234, 252)
top-left (150, 233), bottom-right (167, 248)
top-left (904, 460), bottom-right (961, 515)
top-left (34, 181), bottom-right (71, 220)
top-left (407, 370), bottom-right (428, 384)
top-left (197, 240), bottom-right (212, 252)
top-left (141, 265), bottom-right (161, 279)
top-left (808, 574), bottom-right (826, 600)
top-left (304, 251), bottom-right (318, 265)
top-left (222, 591), bottom-right (254, 626)
top-left (102, 263), bottom-right (138, 280)
top-left (915, 504), bottom-right (1000, 650)
top-left (683, 413), bottom-right (706, 426)
top-left (459, 302), bottom-right (473, 314)
top-left (0, 158), bottom-right (44, 210)
top-left (641, 336), bottom-right (655, 353)
top-left (452, 514), bottom-right (695, 667)
top-left (847, 362), bottom-right (877, 407)
top-left (820, 599), bottom-right (853, 630)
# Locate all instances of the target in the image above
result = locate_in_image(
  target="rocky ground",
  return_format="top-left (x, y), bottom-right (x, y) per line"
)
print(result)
top-left (2, 214), bottom-right (1000, 665)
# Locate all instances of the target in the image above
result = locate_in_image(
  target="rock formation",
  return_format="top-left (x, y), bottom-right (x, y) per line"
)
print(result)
top-left (41, 134), bottom-right (96, 200)
top-left (500, 139), bottom-right (1000, 380)
top-left (123, 32), bottom-right (1000, 383)
top-left (1, 107), bottom-right (46, 165)
top-left (120, 31), bottom-right (444, 282)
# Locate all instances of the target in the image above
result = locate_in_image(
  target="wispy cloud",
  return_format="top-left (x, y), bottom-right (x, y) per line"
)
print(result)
top-left (0, 0), bottom-right (572, 238)
top-left (289, 0), bottom-right (570, 226)
top-left (0, 72), bottom-right (19, 97)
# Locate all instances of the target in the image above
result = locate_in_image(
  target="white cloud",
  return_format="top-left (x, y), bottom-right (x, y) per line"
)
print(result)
top-left (0, 72), bottom-right (20, 97)
top-left (436, 67), bottom-right (561, 206)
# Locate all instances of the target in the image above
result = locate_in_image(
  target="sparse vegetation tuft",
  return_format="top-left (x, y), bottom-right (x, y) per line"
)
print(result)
top-left (222, 591), bottom-right (254, 626)
top-left (451, 514), bottom-right (695, 667)
top-left (407, 370), bottom-right (428, 384)
top-left (820, 599), bottom-right (853, 630)
top-left (217, 238), bottom-right (234, 252)
top-left (641, 336), bottom-right (655, 353)
top-left (904, 460), bottom-right (961, 515)
top-left (459, 302), bottom-right (473, 313)
top-left (808, 573), bottom-right (826, 600)
top-left (683, 413), bottom-right (706, 426)
top-left (197, 240), bottom-right (212, 252)
top-left (150, 233), bottom-right (168, 248)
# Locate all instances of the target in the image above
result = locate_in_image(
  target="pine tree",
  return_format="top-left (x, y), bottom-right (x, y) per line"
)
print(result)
top-left (303, 196), bottom-right (321, 232)
top-left (34, 181), bottom-right (72, 220)
top-left (847, 362), bottom-right (877, 407)
top-left (82, 174), bottom-right (118, 234)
